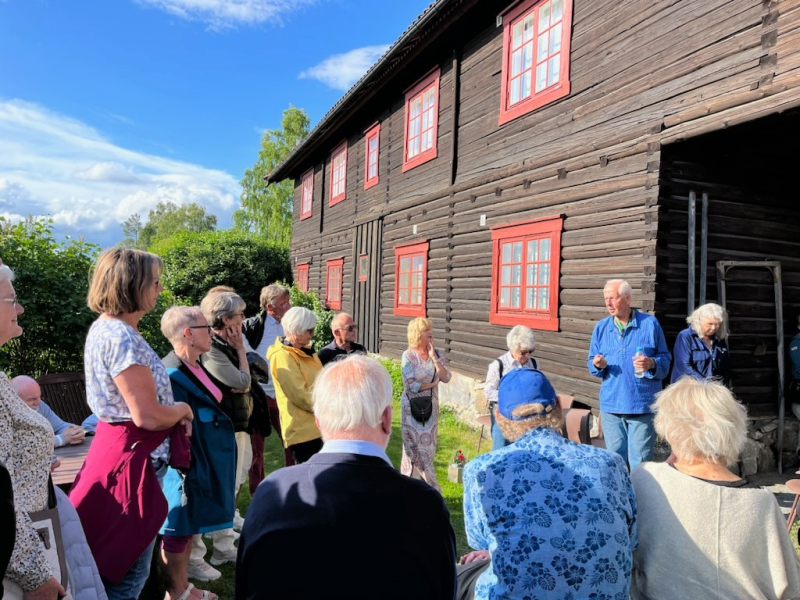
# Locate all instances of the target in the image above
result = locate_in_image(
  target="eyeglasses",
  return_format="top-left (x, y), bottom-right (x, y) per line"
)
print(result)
top-left (306, 328), bottom-right (316, 335)
top-left (0, 296), bottom-right (18, 309)
top-left (189, 325), bottom-right (213, 333)
top-left (340, 324), bottom-right (358, 333)
top-left (519, 349), bottom-right (533, 355)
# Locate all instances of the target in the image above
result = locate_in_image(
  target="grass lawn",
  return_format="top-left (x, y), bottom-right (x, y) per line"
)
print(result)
top-left (165, 357), bottom-right (486, 599)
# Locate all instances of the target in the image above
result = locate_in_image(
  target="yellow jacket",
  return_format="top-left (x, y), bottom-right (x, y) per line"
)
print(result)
top-left (267, 337), bottom-right (323, 447)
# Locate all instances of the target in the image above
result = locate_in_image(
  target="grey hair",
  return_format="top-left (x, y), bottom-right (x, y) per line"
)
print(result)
top-left (281, 306), bottom-right (317, 335)
top-left (161, 306), bottom-right (204, 345)
top-left (653, 377), bottom-right (747, 466)
top-left (605, 279), bottom-right (632, 297)
top-left (330, 312), bottom-right (352, 333)
top-left (687, 303), bottom-right (729, 340)
top-left (200, 291), bottom-right (246, 330)
top-left (0, 264), bottom-right (13, 285)
top-left (313, 355), bottom-right (392, 432)
top-left (261, 284), bottom-right (290, 311)
top-left (506, 325), bottom-right (536, 353)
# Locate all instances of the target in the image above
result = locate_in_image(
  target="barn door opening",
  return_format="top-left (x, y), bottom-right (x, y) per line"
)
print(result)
top-left (351, 218), bottom-right (383, 353)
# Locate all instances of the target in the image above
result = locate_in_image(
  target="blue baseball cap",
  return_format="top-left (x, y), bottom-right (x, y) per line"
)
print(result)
top-left (498, 368), bottom-right (558, 420)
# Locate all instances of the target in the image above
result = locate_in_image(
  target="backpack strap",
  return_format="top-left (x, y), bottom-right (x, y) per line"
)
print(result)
top-left (496, 358), bottom-right (504, 380)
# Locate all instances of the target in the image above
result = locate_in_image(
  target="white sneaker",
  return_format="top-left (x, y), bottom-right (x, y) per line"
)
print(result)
top-left (203, 530), bottom-right (239, 541)
top-left (233, 509), bottom-right (245, 531)
top-left (187, 560), bottom-right (221, 582)
top-left (209, 547), bottom-right (238, 566)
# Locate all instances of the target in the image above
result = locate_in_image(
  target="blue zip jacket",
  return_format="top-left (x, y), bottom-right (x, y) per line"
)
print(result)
top-left (587, 309), bottom-right (671, 414)
top-left (160, 357), bottom-right (236, 537)
top-left (670, 326), bottom-right (731, 387)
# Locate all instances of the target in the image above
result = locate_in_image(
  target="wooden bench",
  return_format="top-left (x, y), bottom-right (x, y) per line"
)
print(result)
top-left (36, 372), bottom-right (92, 425)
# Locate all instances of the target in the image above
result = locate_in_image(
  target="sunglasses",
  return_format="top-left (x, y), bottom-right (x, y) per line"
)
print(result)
top-left (339, 324), bottom-right (358, 333)
top-left (519, 349), bottom-right (534, 355)
top-left (189, 325), bottom-right (213, 333)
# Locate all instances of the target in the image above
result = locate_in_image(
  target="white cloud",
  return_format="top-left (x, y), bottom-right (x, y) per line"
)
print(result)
top-left (299, 44), bottom-right (390, 91)
top-left (135, 0), bottom-right (316, 30)
top-left (0, 98), bottom-right (240, 247)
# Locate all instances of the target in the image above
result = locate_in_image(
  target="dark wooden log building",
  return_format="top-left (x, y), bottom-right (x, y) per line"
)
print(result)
top-left (268, 0), bottom-right (800, 416)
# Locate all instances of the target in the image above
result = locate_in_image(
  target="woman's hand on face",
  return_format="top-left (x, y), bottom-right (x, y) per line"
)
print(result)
top-left (226, 325), bottom-right (244, 350)
top-left (427, 341), bottom-right (436, 355)
top-left (23, 577), bottom-right (66, 600)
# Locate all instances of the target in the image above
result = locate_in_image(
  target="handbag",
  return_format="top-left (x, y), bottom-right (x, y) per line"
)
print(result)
top-left (408, 369), bottom-right (437, 425)
top-left (3, 478), bottom-right (71, 600)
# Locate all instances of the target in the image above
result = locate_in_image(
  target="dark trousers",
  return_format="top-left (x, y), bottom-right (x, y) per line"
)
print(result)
top-left (249, 395), bottom-right (295, 495)
top-left (290, 438), bottom-right (324, 464)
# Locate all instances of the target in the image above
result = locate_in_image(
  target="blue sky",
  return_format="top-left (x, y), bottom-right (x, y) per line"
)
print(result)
top-left (0, 0), bottom-right (431, 248)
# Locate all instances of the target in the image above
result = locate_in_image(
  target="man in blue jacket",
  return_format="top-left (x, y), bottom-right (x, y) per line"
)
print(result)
top-left (588, 279), bottom-right (671, 469)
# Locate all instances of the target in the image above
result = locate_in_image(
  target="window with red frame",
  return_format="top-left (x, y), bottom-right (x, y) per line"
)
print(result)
top-left (393, 242), bottom-right (428, 317)
top-left (329, 142), bottom-right (347, 206)
top-left (300, 169), bottom-right (314, 220)
top-left (402, 69), bottom-right (440, 172)
top-left (364, 124), bottom-right (380, 190)
top-left (499, 0), bottom-right (573, 125)
top-left (297, 263), bottom-right (309, 293)
top-left (326, 258), bottom-right (343, 310)
top-left (490, 216), bottom-right (562, 331)
top-left (358, 255), bottom-right (369, 282)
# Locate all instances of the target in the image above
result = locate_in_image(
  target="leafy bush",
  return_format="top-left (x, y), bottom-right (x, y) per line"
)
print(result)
top-left (151, 230), bottom-right (292, 314)
top-left (0, 218), bottom-right (99, 376)
top-left (138, 290), bottom-right (188, 359)
top-left (287, 284), bottom-right (334, 351)
top-left (377, 357), bottom-right (403, 402)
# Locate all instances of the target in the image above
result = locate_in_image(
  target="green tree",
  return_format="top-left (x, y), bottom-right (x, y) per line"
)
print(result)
top-left (234, 106), bottom-right (311, 247)
top-left (0, 217), bottom-right (99, 376)
top-left (121, 201), bottom-right (217, 249)
top-left (151, 229), bottom-right (292, 313)
top-left (286, 283), bottom-right (334, 351)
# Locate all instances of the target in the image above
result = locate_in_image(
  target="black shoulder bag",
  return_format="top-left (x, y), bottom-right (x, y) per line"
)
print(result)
top-left (409, 370), bottom-right (437, 425)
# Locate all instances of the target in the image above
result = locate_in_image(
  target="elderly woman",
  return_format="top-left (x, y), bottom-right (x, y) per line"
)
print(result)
top-left (671, 302), bottom-right (731, 387)
top-left (159, 306), bottom-right (236, 600)
top-left (631, 377), bottom-right (800, 599)
top-left (483, 325), bottom-right (538, 450)
top-left (69, 249), bottom-right (193, 600)
top-left (400, 318), bottom-right (451, 492)
top-left (266, 306), bottom-right (323, 464)
top-left (198, 290), bottom-right (251, 567)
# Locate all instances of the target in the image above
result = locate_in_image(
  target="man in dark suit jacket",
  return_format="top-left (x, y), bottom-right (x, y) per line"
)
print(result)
top-left (236, 355), bottom-right (457, 600)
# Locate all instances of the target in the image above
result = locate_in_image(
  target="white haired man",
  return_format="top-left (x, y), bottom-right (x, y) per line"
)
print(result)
top-left (317, 312), bottom-right (367, 366)
top-left (236, 355), bottom-right (457, 600)
top-left (11, 375), bottom-right (86, 447)
top-left (462, 368), bottom-right (637, 599)
top-left (588, 279), bottom-right (671, 469)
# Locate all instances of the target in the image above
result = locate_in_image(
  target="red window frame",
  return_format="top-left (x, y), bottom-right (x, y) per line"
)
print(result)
top-left (499, 0), bottom-right (573, 125)
top-left (358, 254), bottom-right (369, 282)
top-left (325, 258), bottom-right (344, 310)
top-left (364, 123), bottom-right (380, 190)
top-left (402, 68), bottom-right (440, 173)
top-left (393, 241), bottom-right (429, 317)
top-left (297, 263), bottom-right (309, 293)
top-left (300, 169), bottom-right (314, 220)
top-left (329, 141), bottom-right (347, 206)
top-left (490, 216), bottom-right (562, 331)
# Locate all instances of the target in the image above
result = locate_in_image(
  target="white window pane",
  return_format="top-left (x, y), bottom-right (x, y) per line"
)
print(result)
top-left (548, 55), bottom-right (560, 86)
top-left (424, 129), bottom-right (434, 151)
top-left (552, 0), bottom-right (563, 22)
top-left (522, 72), bottom-right (532, 99)
top-left (414, 273), bottom-right (423, 290)
top-left (513, 21), bottom-right (523, 48)
top-left (512, 265), bottom-right (521, 285)
top-left (502, 243), bottom-right (512, 263)
top-left (538, 263), bottom-right (550, 285)
top-left (413, 256), bottom-right (423, 271)
top-left (512, 241), bottom-right (522, 262)
top-left (527, 264), bottom-right (537, 286)
top-left (410, 97), bottom-right (421, 117)
top-left (400, 274), bottom-right (409, 290)
top-left (526, 287), bottom-right (536, 309)
top-left (527, 240), bottom-right (538, 262)
top-left (523, 43), bottom-right (533, 72)
top-left (538, 287), bottom-right (549, 309)
top-left (511, 287), bottom-right (521, 308)
top-left (424, 89), bottom-right (435, 109)
top-left (408, 138), bottom-right (419, 158)
top-left (536, 63), bottom-right (547, 92)
top-left (510, 77), bottom-right (520, 104)
top-left (400, 289), bottom-right (409, 304)
top-left (512, 48), bottom-right (522, 77)
top-left (400, 257), bottom-right (411, 272)
top-left (540, 238), bottom-right (551, 260)
top-left (550, 23), bottom-right (562, 54)
top-left (537, 32), bottom-right (549, 62)
top-left (523, 14), bottom-right (534, 43)
top-left (539, 1), bottom-right (551, 30)
top-left (501, 288), bottom-right (510, 308)
top-left (413, 289), bottom-right (422, 305)
top-left (421, 111), bottom-right (430, 132)
top-left (502, 266), bottom-right (511, 285)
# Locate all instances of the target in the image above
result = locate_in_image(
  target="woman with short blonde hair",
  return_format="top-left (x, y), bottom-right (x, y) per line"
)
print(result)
top-left (399, 317), bottom-right (451, 492)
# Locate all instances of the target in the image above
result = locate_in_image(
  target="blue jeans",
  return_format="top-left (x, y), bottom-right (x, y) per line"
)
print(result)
top-left (489, 406), bottom-right (511, 451)
top-left (102, 537), bottom-right (156, 600)
top-left (601, 412), bottom-right (655, 470)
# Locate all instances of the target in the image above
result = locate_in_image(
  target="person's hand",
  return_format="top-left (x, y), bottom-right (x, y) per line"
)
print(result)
top-left (427, 342), bottom-right (436, 356)
top-left (63, 425), bottom-right (85, 445)
top-left (50, 458), bottom-right (61, 473)
top-left (459, 550), bottom-right (490, 565)
top-left (226, 325), bottom-right (245, 350)
top-left (633, 356), bottom-right (654, 372)
top-left (23, 576), bottom-right (66, 600)
top-left (180, 417), bottom-right (192, 438)
top-left (593, 354), bottom-right (607, 369)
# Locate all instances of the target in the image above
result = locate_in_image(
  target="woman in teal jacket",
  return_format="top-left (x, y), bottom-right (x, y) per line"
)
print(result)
top-left (160, 306), bottom-right (236, 600)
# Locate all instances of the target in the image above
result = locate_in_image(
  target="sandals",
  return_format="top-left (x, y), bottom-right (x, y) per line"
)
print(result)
top-left (169, 583), bottom-right (219, 600)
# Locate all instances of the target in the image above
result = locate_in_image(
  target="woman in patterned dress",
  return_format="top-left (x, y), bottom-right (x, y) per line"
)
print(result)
top-left (400, 318), bottom-right (451, 492)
